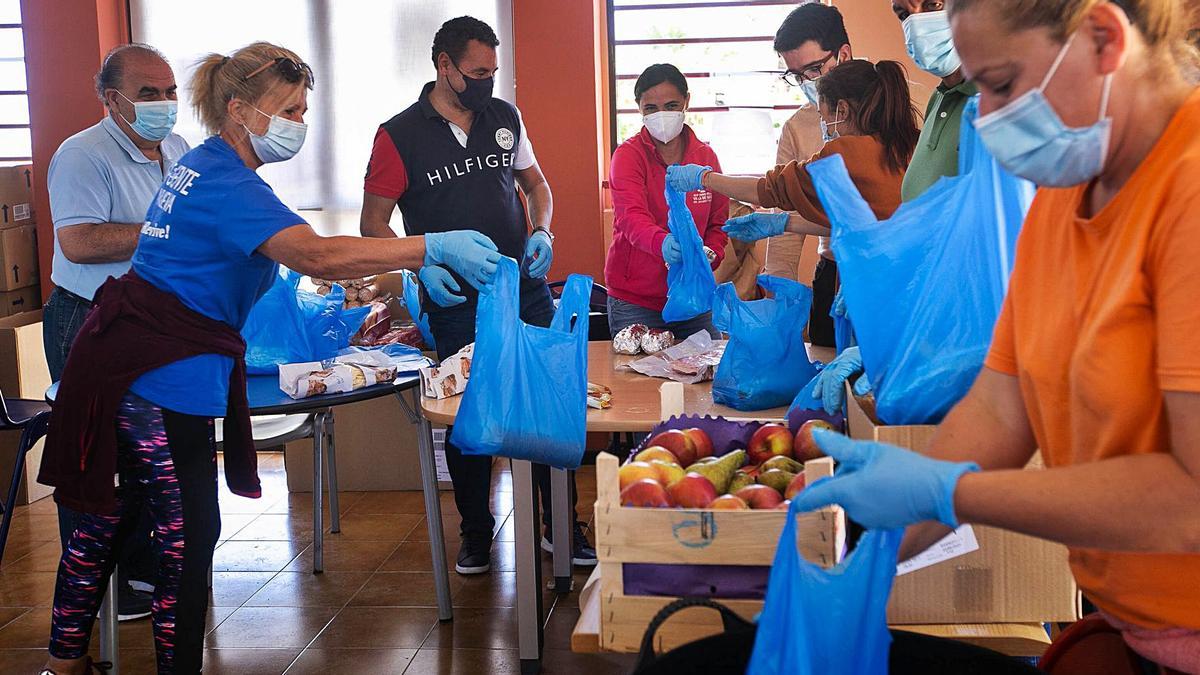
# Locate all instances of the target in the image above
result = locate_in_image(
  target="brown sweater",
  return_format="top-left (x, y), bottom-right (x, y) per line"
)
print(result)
top-left (756, 135), bottom-right (904, 230)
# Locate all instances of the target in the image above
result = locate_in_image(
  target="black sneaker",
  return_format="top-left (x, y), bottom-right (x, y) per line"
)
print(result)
top-left (540, 523), bottom-right (598, 567)
top-left (455, 536), bottom-right (492, 575)
top-left (117, 585), bottom-right (152, 621)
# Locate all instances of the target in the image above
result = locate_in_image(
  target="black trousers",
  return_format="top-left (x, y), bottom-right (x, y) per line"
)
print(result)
top-left (809, 258), bottom-right (837, 348)
top-left (427, 280), bottom-right (580, 540)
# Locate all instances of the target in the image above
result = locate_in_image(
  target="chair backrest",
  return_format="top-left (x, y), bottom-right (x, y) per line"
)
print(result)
top-left (1039, 614), bottom-right (1147, 675)
top-left (549, 281), bottom-right (609, 314)
top-left (0, 389), bottom-right (14, 428)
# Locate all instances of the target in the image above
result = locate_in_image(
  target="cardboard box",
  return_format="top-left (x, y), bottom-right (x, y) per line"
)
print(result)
top-left (0, 310), bottom-right (53, 504)
top-left (845, 384), bottom-right (1080, 624)
top-left (0, 226), bottom-right (37, 291)
top-left (0, 286), bottom-right (40, 317)
top-left (0, 164), bottom-right (34, 229)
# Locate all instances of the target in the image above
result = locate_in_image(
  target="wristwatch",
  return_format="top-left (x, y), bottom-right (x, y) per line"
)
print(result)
top-left (532, 226), bottom-right (554, 241)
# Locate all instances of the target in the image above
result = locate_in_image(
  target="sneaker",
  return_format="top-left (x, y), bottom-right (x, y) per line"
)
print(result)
top-left (117, 585), bottom-right (152, 621)
top-left (541, 523), bottom-right (598, 567)
top-left (455, 536), bottom-right (492, 575)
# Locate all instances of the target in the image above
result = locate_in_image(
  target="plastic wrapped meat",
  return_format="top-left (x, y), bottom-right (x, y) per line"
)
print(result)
top-left (640, 329), bottom-right (676, 354)
top-left (613, 324), bottom-right (649, 355)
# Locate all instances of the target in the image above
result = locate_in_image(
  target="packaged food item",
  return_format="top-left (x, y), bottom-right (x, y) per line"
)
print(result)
top-left (612, 323), bottom-right (649, 355)
top-left (372, 325), bottom-right (426, 350)
top-left (279, 350), bottom-right (399, 399)
top-left (351, 301), bottom-right (391, 346)
top-left (311, 276), bottom-right (385, 311)
top-left (420, 343), bottom-right (474, 399)
top-left (626, 330), bottom-right (726, 384)
top-left (588, 382), bottom-right (613, 409)
top-left (640, 328), bottom-right (676, 354)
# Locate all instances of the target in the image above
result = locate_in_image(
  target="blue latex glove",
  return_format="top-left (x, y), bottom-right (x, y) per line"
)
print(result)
top-left (811, 346), bottom-right (865, 415)
top-left (523, 230), bottom-right (553, 279)
top-left (722, 212), bottom-right (789, 242)
top-left (792, 429), bottom-right (980, 529)
top-left (832, 285), bottom-right (847, 318)
top-left (423, 230), bottom-right (501, 290)
top-left (418, 265), bottom-right (466, 308)
top-left (661, 234), bottom-right (682, 266)
top-left (666, 164), bottom-right (712, 193)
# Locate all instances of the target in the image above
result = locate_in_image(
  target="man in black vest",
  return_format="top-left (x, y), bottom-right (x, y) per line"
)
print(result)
top-left (360, 16), bottom-right (595, 575)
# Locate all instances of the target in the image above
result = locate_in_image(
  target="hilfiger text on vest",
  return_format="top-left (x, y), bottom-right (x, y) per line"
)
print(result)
top-left (426, 151), bottom-right (517, 186)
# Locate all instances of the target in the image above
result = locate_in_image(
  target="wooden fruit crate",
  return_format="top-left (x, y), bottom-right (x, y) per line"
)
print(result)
top-left (593, 451), bottom-right (845, 653)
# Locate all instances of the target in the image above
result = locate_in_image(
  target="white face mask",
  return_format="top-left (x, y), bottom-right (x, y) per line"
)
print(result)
top-left (643, 111), bottom-right (685, 144)
top-left (243, 104), bottom-right (308, 163)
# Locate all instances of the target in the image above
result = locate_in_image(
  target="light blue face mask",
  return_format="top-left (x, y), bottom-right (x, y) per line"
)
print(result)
top-left (116, 92), bottom-right (177, 142)
top-left (821, 117), bottom-right (845, 144)
top-left (973, 32), bottom-right (1113, 188)
top-left (902, 10), bottom-right (962, 78)
top-left (244, 105), bottom-right (308, 164)
top-left (801, 79), bottom-right (820, 107)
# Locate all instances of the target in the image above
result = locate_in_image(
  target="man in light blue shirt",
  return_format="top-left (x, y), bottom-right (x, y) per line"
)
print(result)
top-left (42, 43), bottom-right (189, 622)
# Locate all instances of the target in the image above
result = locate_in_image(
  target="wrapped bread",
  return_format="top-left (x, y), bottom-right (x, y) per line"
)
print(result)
top-left (612, 324), bottom-right (649, 355)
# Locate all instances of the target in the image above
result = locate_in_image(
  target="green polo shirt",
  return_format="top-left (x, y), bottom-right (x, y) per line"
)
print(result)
top-left (900, 80), bottom-right (978, 202)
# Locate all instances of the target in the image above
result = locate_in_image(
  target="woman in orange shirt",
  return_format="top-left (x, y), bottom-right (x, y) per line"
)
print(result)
top-left (793, 1), bottom-right (1200, 671)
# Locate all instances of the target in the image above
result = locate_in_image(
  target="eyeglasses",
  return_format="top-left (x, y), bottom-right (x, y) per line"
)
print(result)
top-left (243, 57), bottom-right (315, 90)
top-left (780, 51), bottom-right (837, 88)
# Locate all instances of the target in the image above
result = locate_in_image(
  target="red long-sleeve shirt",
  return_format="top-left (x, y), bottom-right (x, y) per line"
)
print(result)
top-left (605, 126), bottom-right (729, 312)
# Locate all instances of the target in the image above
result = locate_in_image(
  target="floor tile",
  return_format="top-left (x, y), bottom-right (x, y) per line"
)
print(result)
top-left (327, 513), bottom-right (423, 541)
top-left (3, 515), bottom-right (62, 545)
top-left (0, 607), bottom-right (29, 630)
top-left (403, 647), bottom-right (521, 675)
top-left (205, 606), bottom-right (337, 649)
top-left (290, 537), bottom-right (400, 572)
top-left (0, 608), bottom-right (47, 648)
top-left (347, 491), bottom-right (429, 515)
top-left (422, 606), bottom-right (518, 650)
top-left (207, 606), bottom-right (236, 635)
top-left (0, 538), bottom-right (57, 571)
top-left (216, 513), bottom-right (257, 541)
top-left (0, 648), bottom-right (55, 673)
top-left (209, 571), bottom-right (278, 607)
top-left (347, 572), bottom-right (457, 608)
top-left (245, 571), bottom-right (372, 608)
top-left (451, 572), bottom-right (517, 609)
top-left (310, 607), bottom-right (437, 649)
top-left (0, 572), bottom-right (58, 607)
top-left (543, 607), bottom-right (580, 651)
top-left (0, 541), bottom-right (61, 573)
top-left (100, 648), bottom-right (158, 675)
top-left (540, 648), bottom-right (635, 675)
top-left (285, 647), bottom-right (417, 674)
top-left (265, 491), bottom-right (362, 516)
top-left (201, 648), bottom-right (302, 674)
top-left (231, 514), bottom-right (316, 542)
top-left (404, 516), bottom-right (462, 543)
top-left (24, 497), bottom-right (59, 515)
top-left (212, 540), bottom-right (303, 572)
top-left (378, 541), bottom-right (452, 573)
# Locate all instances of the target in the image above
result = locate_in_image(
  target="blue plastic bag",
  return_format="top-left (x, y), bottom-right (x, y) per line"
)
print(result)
top-left (662, 186), bottom-right (717, 323)
top-left (241, 269), bottom-right (369, 375)
top-left (451, 257), bottom-right (593, 469)
top-left (808, 97), bottom-right (1033, 424)
top-left (747, 501), bottom-right (902, 675)
top-left (711, 275), bottom-right (820, 410)
top-left (401, 269), bottom-right (436, 350)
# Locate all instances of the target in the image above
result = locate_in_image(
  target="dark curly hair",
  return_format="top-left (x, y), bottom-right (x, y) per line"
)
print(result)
top-left (431, 16), bottom-right (499, 67)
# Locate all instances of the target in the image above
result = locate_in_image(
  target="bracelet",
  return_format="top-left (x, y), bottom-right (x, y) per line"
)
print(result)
top-left (533, 226), bottom-right (554, 242)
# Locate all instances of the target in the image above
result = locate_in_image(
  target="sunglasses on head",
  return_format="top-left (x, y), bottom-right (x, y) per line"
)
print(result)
top-left (243, 57), bottom-right (315, 89)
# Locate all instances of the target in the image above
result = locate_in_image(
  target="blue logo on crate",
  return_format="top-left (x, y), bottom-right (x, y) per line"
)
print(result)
top-left (672, 513), bottom-right (718, 548)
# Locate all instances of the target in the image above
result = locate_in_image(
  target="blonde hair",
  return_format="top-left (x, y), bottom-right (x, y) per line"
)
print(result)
top-left (189, 41), bottom-right (312, 134)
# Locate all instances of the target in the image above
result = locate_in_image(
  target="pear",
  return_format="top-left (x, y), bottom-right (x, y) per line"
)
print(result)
top-left (759, 456), bottom-right (804, 474)
top-left (728, 471), bottom-right (757, 495)
top-left (685, 450), bottom-right (746, 494)
top-left (757, 469), bottom-right (796, 495)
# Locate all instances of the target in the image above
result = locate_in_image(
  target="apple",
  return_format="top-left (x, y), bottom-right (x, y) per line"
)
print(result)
top-left (734, 484), bottom-right (785, 510)
top-left (683, 428), bottom-right (714, 459)
top-left (649, 460), bottom-right (685, 486)
top-left (795, 420), bottom-right (836, 462)
top-left (647, 429), bottom-right (698, 467)
top-left (748, 423), bottom-right (793, 465)
top-left (620, 479), bottom-right (672, 508)
top-left (785, 472), bottom-right (807, 500)
top-left (634, 446), bottom-right (679, 466)
top-left (708, 494), bottom-right (749, 510)
top-left (666, 473), bottom-right (718, 509)
top-left (618, 461), bottom-right (660, 491)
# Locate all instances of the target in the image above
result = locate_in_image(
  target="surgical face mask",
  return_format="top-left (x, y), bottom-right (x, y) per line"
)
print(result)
top-left (821, 117), bottom-right (845, 143)
top-left (973, 32), bottom-right (1113, 187)
top-left (115, 91), bottom-right (177, 142)
top-left (800, 79), bottom-right (820, 107)
top-left (243, 105), bottom-right (308, 164)
top-left (643, 110), bottom-right (685, 143)
top-left (902, 11), bottom-right (962, 78)
top-left (451, 63), bottom-right (494, 113)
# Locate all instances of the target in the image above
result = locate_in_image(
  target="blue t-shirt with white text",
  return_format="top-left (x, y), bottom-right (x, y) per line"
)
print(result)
top-left (129, 136), bottom-right (303, 416)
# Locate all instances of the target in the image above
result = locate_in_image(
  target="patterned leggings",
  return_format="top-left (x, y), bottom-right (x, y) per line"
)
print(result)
top-left (49, 392), bottom-right (221, 674)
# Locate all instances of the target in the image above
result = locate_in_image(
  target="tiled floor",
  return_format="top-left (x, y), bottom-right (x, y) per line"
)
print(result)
top-left (0, 453), bottom-right (636, 674)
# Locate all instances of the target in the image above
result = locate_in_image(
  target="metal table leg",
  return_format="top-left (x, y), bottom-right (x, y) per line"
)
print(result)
top-left (312, 411), bottom-right (327, 574)
top-left (324, 410), bottom-right (340, 533)
top-left (99, 568), bottom-right (119, 674)
top-left (550, 467), bottom-right (572, 593)
top-left (396, 388), bottom-right (453, 622)
top-left (512, 458), bottom-right (544, 673)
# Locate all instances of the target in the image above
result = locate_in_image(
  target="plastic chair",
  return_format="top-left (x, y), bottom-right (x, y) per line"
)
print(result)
top-left (0, 391), bottom-right (51, 566)
top-left (1038, 614), bottom-right (1184, 675)
top-left (549, 280), bottom-right (611, 341)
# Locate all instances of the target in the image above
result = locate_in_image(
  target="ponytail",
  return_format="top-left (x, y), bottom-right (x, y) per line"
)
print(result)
top-left (188, 42), bottom-right (312, 134)
top-left (816, 59), bottom-right (921, 173)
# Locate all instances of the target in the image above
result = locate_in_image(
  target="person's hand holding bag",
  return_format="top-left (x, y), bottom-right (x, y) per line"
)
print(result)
top-left (523, 229), bottom-right (553, 279)
top-left (418, 266), bottom-right (466, 307)
top-left (661, 234), bottom-right (683, 266)
top-left (792, 429), bottom-right (980, 529)
top-left (811, 346), bottom-right (867, 414)
top-left (722, 212), bottom-right (789, 242)
top-left (666, 164), bottom-right (712, 193)
top-left (424, 230), bottom-right (502, 289)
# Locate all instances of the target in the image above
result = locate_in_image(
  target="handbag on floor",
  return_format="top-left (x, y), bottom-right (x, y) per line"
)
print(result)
top-left (451, 256), bottom-right (592, 469)
top-left (630, 598), bottom-right (758, 675)
top-left (662, 185), bottom-right (717, 323)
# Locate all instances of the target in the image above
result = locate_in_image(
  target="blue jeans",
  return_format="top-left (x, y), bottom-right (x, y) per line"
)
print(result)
top-left (606, 296), bottom-right (720, 341)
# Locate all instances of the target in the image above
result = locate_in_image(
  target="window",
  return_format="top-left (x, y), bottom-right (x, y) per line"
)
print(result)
top-left (609, 0), bottom-right (811, 173)
top-left (0, 0), bottom-right (30, 164)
